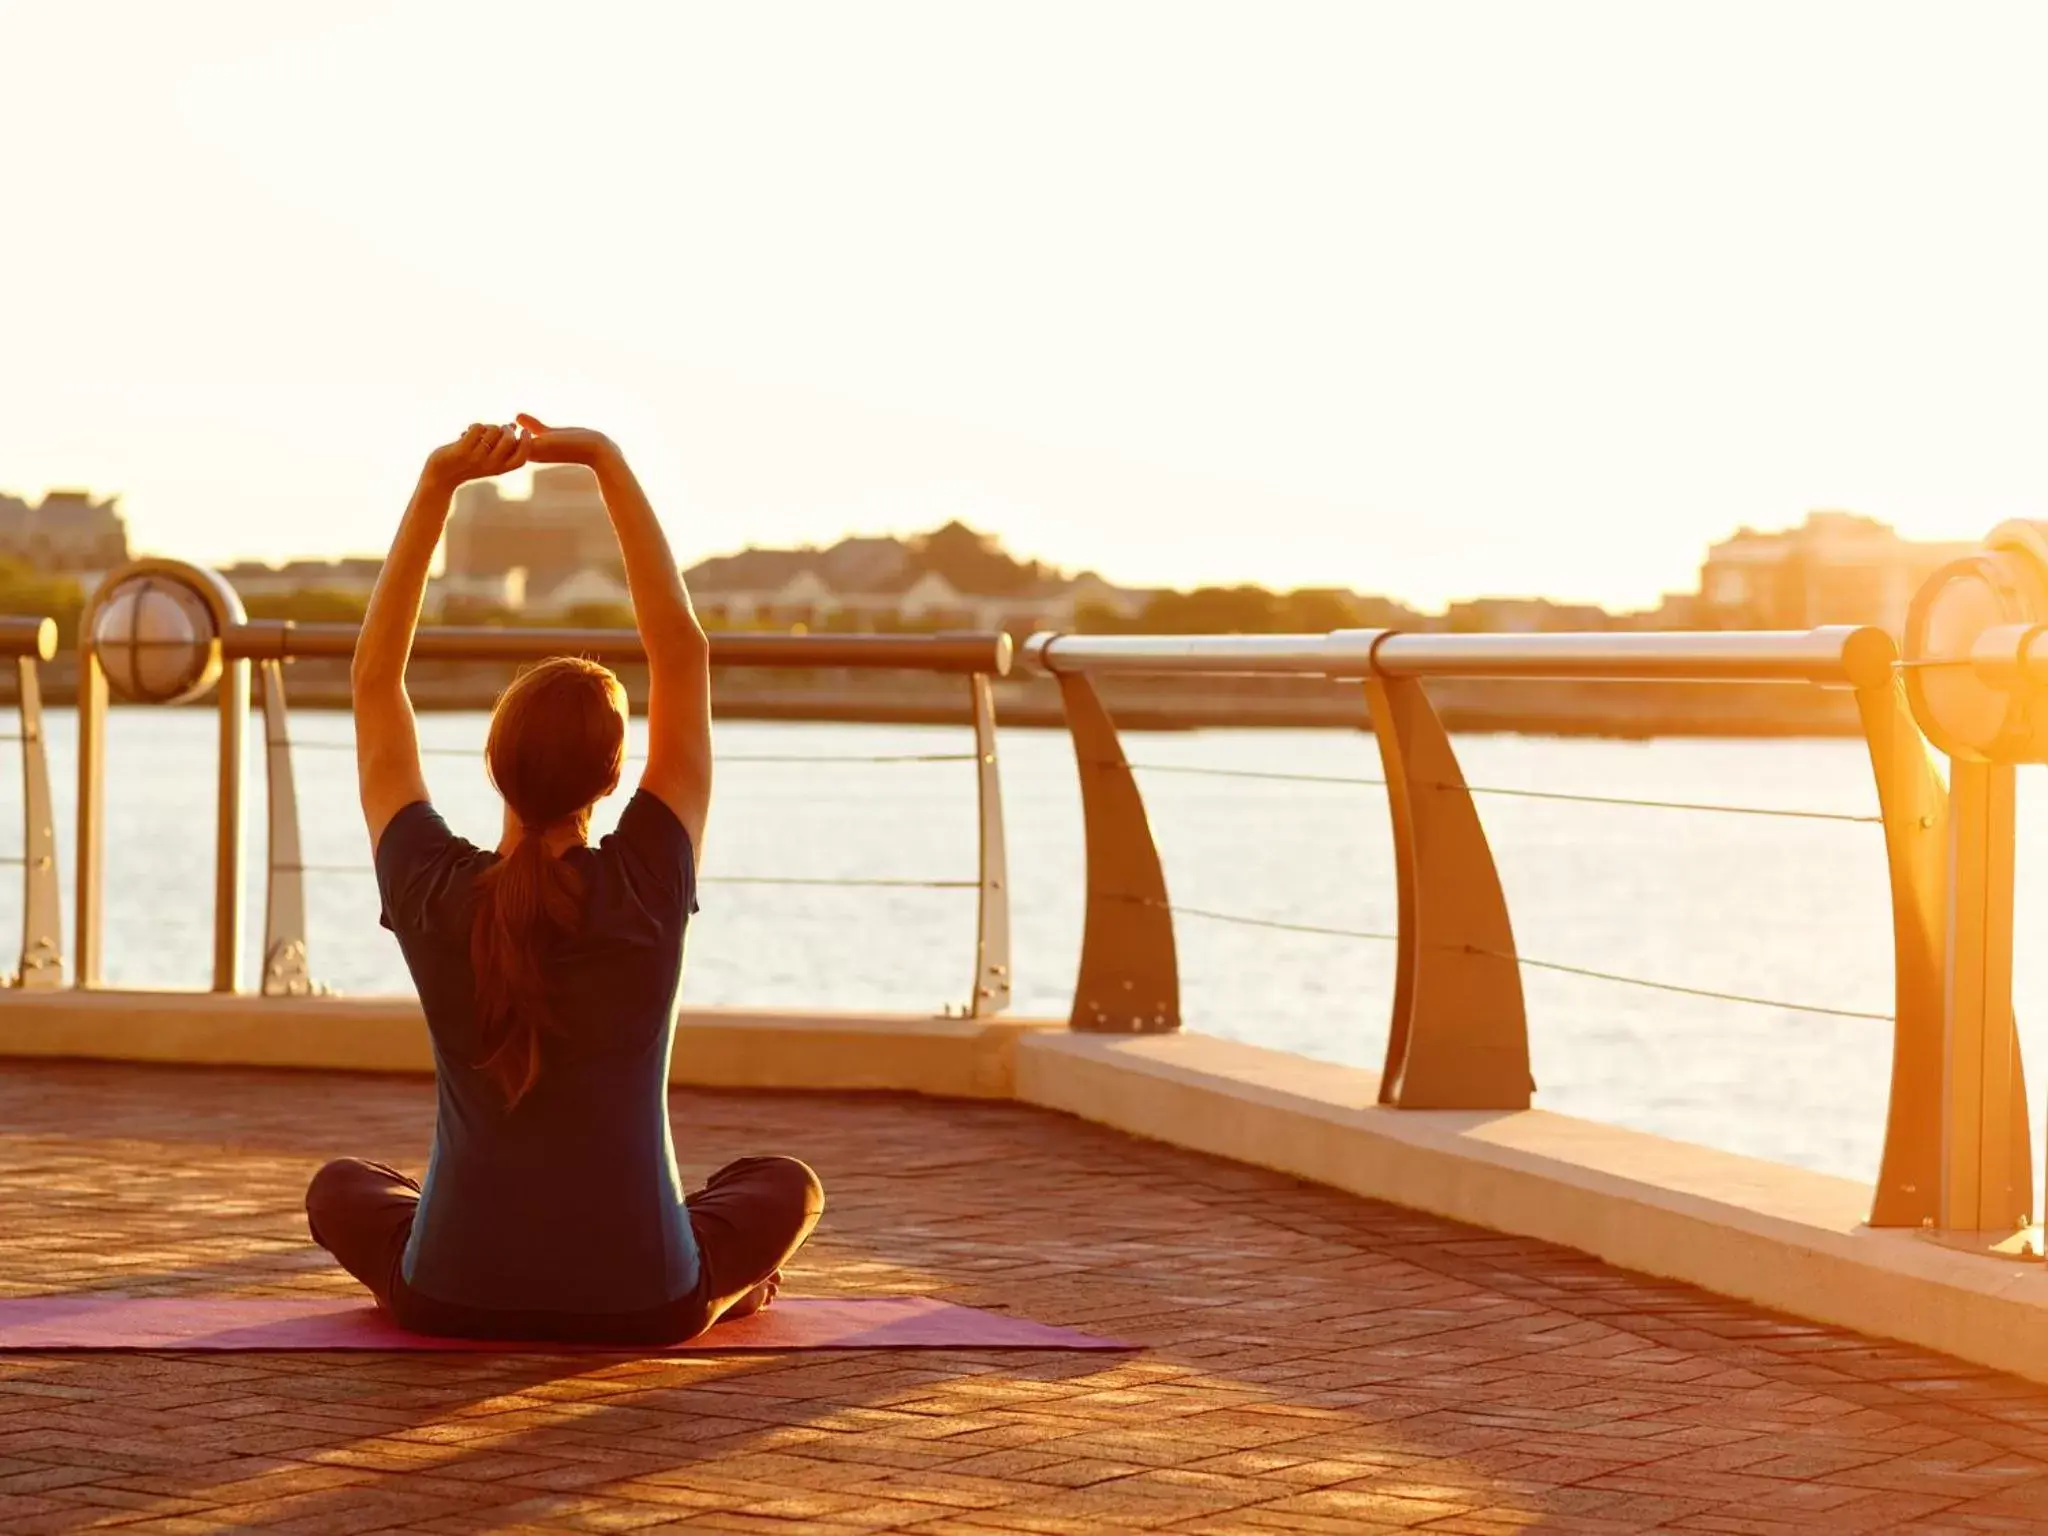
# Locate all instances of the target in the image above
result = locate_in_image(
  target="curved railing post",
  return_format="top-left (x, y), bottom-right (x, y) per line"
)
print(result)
top-left (1365, 652), bottom-right (1532, 1109)
top-left (255, 645), bottom-right (317, 997)
top-left (965, 672), bottom-right (1011, 1017)
top-left (5, 619), bottom-right (60, 989)
top-left (1024, 636), bottom-right (1179, 1033)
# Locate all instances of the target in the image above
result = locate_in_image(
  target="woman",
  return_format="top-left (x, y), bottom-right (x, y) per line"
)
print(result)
top-left (305, 417), bottom-right (822, 1344)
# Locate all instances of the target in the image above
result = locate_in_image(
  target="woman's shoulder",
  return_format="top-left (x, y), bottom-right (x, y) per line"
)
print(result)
top-left (593, 790), bottom-right (700, 920)
top-left (376, 802), bottom-right (494, 937)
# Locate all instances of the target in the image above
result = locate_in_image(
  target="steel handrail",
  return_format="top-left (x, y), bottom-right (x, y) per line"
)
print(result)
top-left (1370, 626), bottom-right (1893, 687)
top-left (1021, 630), bottom-right (1382, 679)
top-left (1022, 625), bottom-right (1891, 688)
top-left (228, 621), bottom-right (1012, 676)
top-left (0, 618), bottom-right (56, 663)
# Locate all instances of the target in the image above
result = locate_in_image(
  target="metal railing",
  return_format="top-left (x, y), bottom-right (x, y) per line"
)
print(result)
top-left (227, 621), bottom-right (1011, 1016)
top-left (69, 570), bottom-right (1012, 1018)
top-left (0, 617), bottom-right (59, 989)
top-left (35, 558), bottom-right (2016, 1235)
top-left (1019, 625), bottom-right (1953, 1229)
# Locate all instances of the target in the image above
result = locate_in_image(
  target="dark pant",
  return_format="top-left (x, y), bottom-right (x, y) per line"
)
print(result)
top-left (304, 1155), bottom-right (824, 1345)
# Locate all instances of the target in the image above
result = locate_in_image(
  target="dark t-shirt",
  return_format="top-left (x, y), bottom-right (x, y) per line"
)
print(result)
top-left (375, 791), bottom-right (702, 1314)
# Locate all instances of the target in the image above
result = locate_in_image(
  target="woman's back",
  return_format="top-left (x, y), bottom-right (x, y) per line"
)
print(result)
top-left (375, 790), bottom-right (702, 1313)
top-left (315, 419), bottom-right (816, 1344)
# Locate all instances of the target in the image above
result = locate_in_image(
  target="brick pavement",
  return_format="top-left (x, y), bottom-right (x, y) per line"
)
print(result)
top-left (0, 1060), bottom-right (2045, 1534)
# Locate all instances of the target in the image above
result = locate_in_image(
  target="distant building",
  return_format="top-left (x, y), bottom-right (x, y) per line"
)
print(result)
top-left (1697, 512), bottom-right (1973, 634)
top-left (0, 490), bottom-right (128, 572)
top-left (429, 570), bottom-right (526, 621)
top-left (445, 467), bottom-right (621, 609)
top-left (222, 558), bottom-right (536, 623)
top-left (220, 558), bottom-right (385, 603)
top-left (1615, 593), bottom-right (1700, 631)
top-left (540, 568), bottom-right (634, 617)
top-left (685, 521), bottom-right (1144, 635)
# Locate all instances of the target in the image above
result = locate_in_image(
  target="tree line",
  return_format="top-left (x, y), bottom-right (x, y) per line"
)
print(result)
top-left (0, 570), bottom-right (1434, 645)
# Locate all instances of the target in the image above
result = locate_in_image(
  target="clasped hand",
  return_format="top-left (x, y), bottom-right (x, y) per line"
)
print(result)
top-left (424, 415), bottom-right (615, 489)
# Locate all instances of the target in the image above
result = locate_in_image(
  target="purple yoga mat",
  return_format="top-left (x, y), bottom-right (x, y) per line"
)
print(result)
top-left (0, 1294), bottom-right (1132, 1352)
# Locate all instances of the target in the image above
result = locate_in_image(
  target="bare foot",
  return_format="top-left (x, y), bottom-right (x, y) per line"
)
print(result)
top-left (720, 1269), bottom-right (781, 1322)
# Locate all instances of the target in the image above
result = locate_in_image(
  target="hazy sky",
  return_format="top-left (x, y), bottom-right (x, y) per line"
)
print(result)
top-left (6, 1), bottom-right (2048, 609)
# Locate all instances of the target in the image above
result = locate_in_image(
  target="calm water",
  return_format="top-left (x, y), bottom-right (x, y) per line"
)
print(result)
top-left (17, 707), bottom-right (2048, 1198)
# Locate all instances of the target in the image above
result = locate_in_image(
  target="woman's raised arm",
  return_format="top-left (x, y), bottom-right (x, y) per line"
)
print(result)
top-left (515, 417), bottom-right (712, 854)
top-left (354, 423), bottom-right (529, 849)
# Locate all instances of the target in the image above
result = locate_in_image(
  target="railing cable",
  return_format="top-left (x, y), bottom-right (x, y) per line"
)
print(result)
top-left (719, 751), bottom-right (979, 765)
top-left (1453, 783), bottom-right (1881, 824)
top-left (1110, 893), bottom-right (1398, 945)
top-left (1460, 944), bottom-right (1892, 1022)
top-left (286, 740), bottom-right (974, 766)
top-left (279, 863), bottom-right (971, 891)
top-left (276, 743), bottom-right (1875, 1011)
top-left (705, 875), bottom-right (977, 890)
top-left (1120, 760), bottom-right (1875, 824)
top-left (283, 738), bottom-right (393, 754)
top-left (289, 743), bottom-right (1865, 821)
top-left (1109, 893), bottom-right (1889, 1023)
top-left (1124, 762), bottom-right (1389, 789)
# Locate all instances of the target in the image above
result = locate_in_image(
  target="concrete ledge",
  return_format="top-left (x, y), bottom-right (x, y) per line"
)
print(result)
top-left (0, 991), bottom-right (437, 1073)
top-left (0, 991), bottom-right (1059, 1100)
top-left (1017, 1030), bottom-right (2048, 1386)
top-left (672, 1009), bottom-right (1058, 1099)
top-left (13, 993), bottom-right (2048, 1384)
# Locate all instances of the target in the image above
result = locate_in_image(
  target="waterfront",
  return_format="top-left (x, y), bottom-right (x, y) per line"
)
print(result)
top-left (20, 708), bottom-right (2048, 1198)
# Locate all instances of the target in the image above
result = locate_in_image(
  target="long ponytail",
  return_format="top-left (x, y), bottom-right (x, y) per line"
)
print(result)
top-left (471, 831), bottom-right (586, 1106)
top-left (470, 657), bottom-right (628, 1108)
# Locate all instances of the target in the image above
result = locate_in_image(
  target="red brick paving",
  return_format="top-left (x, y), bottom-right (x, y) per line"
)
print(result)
top-left (0, 1061), bottom-right (2045, 1533)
